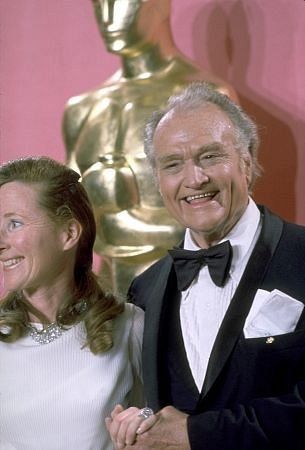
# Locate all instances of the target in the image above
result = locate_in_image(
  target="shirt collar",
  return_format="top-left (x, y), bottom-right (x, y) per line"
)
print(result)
top-left (184, 197), bottom-right (261, 277)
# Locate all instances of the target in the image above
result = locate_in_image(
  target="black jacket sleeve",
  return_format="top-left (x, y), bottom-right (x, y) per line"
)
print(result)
top-left (188, 381), bottom-right (305, 450)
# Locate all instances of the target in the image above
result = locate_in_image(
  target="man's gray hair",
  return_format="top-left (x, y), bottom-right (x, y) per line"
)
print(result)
top-left (144, 82), bottom-right (262, 190)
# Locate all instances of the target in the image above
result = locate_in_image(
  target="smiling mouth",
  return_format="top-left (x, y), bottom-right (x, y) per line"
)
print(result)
top-left (3, 258), bottom-right (23, 269)
top-left (185, 192), bottom-right (216, 203)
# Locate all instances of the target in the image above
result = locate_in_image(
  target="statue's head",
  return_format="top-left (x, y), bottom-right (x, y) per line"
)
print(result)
top-left (91, 0), bottom-right (171, 54)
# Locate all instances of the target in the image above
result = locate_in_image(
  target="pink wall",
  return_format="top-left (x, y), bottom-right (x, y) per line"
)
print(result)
top-left (1, 0), bottom-right (305, 224)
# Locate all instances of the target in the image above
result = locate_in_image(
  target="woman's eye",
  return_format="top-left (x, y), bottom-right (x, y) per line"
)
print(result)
top-left (8, 220), bottom-right (23, 231)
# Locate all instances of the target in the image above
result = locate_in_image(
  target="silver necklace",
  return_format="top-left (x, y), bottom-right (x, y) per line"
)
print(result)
top-left (25, 300), bottom-right (87, 345)
top-left (27, 322), bottom-right (66, 345)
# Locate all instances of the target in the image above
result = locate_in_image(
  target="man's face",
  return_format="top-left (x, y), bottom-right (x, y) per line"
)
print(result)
top-left (92, 0), bottom-right (149, 53)
top-left (153, 104), bottom-right (252, 248)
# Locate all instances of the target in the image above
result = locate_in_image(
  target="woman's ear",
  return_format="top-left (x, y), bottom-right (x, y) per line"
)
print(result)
top-left (62, 219), bottom-right (82, 251)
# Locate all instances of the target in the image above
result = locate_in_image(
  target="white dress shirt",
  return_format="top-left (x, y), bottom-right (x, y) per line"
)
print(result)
top-left (180, 198), bottom-right (262, 391)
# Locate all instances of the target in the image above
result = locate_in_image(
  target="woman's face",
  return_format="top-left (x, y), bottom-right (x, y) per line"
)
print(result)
top-left (0, 181), bottom-right (73, 296)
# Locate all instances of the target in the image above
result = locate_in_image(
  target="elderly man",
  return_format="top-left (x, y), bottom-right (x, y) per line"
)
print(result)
top-left (106, 82), bottom-right (305, 449)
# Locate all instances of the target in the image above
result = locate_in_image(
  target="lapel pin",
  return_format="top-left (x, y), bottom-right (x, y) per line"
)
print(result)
top-left (266, 336), bottom-right (275, 344)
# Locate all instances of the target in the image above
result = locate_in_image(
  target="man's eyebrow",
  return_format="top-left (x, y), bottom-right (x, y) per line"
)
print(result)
top-left (198, 142), bottom-right (223, 152)
top-left (157, 154), bottom-right (183, 164)
top-left (156, 142), bottom-right (225, 164)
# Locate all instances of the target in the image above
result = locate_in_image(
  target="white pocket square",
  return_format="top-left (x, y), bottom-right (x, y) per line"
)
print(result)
top-left (244, 289), bottom-right (304, 338)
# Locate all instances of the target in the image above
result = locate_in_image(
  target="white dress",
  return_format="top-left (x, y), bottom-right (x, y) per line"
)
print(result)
top-left (0, 303), bottom-right (144, 450)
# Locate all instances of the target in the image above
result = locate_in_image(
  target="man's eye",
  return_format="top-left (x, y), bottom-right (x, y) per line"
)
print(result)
top-left (201, 153), bottom-right (216, 160)
top-left (199, 153), bottom-right (222, 163)
top-left (165, 162), bottom-right (180, 169)
top-left (159, 160), bottom-right (182, 171)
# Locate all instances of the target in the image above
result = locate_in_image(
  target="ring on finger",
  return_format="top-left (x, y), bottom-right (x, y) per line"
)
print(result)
top-left (137, 407), bottom-right (154, 420)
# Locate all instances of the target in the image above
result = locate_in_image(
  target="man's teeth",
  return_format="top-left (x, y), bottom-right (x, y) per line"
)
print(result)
top-left (186, 193), bottom-right (214, 202)
top-left (3, 258), bottom-right (22, 268)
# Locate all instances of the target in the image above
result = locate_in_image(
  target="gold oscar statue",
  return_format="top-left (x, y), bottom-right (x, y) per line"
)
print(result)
top-left (62, 0), bottom-right (238, 295)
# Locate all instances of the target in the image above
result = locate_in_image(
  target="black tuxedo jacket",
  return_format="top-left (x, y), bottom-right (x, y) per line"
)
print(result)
top-left (128, 206), bottom-right (305, 450)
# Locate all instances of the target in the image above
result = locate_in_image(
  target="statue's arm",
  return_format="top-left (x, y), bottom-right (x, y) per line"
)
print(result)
top-left (62, 94), bottom-right (94, 169)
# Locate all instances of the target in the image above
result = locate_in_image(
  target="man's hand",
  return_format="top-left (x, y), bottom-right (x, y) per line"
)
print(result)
top-left (134, 406), bottom-right (191, 450)
top-left (105, 404), bottom-right (157, 449)
top-left (106, 405), bottom-right (191, 450)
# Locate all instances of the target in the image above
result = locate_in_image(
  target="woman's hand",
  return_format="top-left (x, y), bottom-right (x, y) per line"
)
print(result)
top-left (105, 404), bottom-right (158, 449)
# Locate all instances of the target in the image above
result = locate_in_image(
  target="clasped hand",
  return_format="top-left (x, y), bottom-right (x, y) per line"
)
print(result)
top-left (105, 404), bottom-right (191, 449)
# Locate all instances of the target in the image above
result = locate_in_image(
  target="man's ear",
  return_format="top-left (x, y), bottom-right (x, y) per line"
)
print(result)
top-left (242, 154), bottom-right (253, 189)
top-left (62, 219), bottom-right (82, 251)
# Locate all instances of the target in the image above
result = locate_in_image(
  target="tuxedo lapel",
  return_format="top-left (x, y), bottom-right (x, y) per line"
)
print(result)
top-left (142, 255), bottom-right (200, 409)
top-left (140, 256), bottom-right (174, 410)
top-left (165, 287), bottom-right (200, 398)
top-left (200, 207), bottom-right (284, 401)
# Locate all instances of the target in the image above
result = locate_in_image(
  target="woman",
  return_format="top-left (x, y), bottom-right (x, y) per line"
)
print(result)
top-left (0, 156), bottom-right (144, 450)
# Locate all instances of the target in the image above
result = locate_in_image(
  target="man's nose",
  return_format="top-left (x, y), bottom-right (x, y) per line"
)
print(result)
top-left (183, 162), bottom-right (209, 189)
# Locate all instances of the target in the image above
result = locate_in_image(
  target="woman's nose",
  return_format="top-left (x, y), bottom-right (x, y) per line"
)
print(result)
top-left (0, 232), bottom-right (8, 255)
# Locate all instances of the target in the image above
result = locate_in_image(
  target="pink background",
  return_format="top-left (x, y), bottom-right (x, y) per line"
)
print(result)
top-left (1, 0), bottom-right (305, 225)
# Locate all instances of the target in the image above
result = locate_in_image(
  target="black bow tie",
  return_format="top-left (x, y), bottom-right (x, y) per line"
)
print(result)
top-left (168, 240), bottom-right (233, 291)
